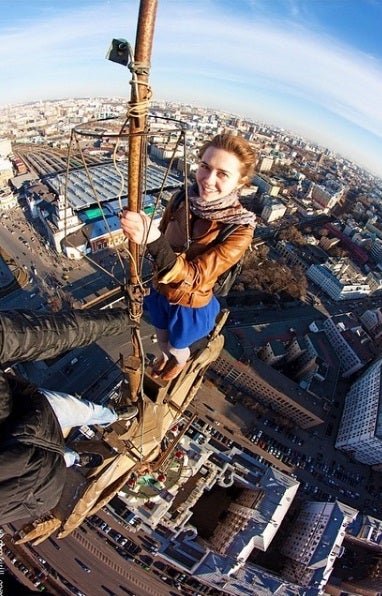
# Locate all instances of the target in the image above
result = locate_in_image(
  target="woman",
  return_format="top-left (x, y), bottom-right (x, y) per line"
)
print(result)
top-left (120, 133), bottom-right (257, 381)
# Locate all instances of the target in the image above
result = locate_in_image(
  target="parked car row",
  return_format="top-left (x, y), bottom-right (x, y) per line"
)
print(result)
top-left (87, 514), bottom-right (141, 557)
top-left (2, 544), bottom-right (46, 590)
top-left (249, 429), bottom-right (299, 467)
top-left (188, 416), bottom-right (235, 448)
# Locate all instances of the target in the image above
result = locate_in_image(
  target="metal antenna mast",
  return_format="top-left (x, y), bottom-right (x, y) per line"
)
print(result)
top-left (123, 0), bottom-right (158, 403)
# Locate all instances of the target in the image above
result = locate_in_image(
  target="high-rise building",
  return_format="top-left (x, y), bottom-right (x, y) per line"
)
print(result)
top-left (281, 500), bottom-right (357, 592)
top-left (335, 357), bottom-right (382, 465)
top-left (209, 467), bottom-right (299, 561)
top-left (322, 316), bottom-right (373, 378)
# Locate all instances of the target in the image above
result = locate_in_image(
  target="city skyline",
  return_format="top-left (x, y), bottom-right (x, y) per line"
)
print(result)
top-left (1, 0), bottom-right (382, 177)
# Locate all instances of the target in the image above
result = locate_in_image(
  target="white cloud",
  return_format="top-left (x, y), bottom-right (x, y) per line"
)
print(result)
top-left (0, 0), bottom-right (382, 174)
top-left (152, 2), bottom-right (382, 139)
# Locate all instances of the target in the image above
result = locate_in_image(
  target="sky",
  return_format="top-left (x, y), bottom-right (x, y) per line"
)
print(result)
top-left (1, 0), bottom-right (382, 178)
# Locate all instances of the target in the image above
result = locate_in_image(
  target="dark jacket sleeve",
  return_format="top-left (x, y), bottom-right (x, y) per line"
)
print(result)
top-left (0, 308), bottom-right (136, 424)
top-left (0, 308), bottom-right (136, 364)
top-left (147, 234), bottom-right (177, 274)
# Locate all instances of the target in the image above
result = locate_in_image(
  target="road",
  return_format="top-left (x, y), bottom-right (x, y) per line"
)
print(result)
top-left (0, 206), bottom-right (126, 311)
top-left (5, 519), bottom-right (176, 596)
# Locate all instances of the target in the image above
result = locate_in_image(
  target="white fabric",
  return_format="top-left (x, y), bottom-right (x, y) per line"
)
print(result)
top-left (40, 388), bottom-right (117, 431)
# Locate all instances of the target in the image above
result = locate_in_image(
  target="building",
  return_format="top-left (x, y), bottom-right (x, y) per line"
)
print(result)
top-left (254, 327), bottom-right (339, 408)
top-left (319, 235), bottom-right (341, 252)
top-left (281, 500), bottom-right (358, 592)
top-left (253, 173), bottom-right (280, 197)
top-left (115, 419), bottom-right (303, 593)
top-left (211, 353), bottom-right (325, 429)
top-left (0, 157), bottom-right (13, 187)
top-left (257, 340), bottom-right (286, 366)
top-left (365, 220), bottom-right (382, 243)
top-left (0, 187), bottom-right (18, 211)
top-left (335, 357), bottom-right (382, 465)
top-left (209, 467), bottom-right (299, 560)
top-left (0, 138), bottom-right (12, 157)
top-left (285, 333), bottom-right (334, 394)
top-left (38, 194), bottom-right (84, 254)
top-left (325, 223), bottom-right (369, 266)
top-left (306, 260), bottom-right (370, 301)
top-left (276, 240), bottom-right (310, 270)
top-left (285, 336), bottom-right (309, 364)
top-left (342, 513), bottom-right (382, 595)
top-left (359, 309), bottom-right (382, 347)
top-left (26, 161), bottom-right (180, 255)
top-left (367, 271), bottom-right (382, 294)
top-left (346, 512), bottom-right (382, 547)
top-left (261, 196), bottom-right (286, 222)
top-left (310, 180), bottom-right (345, 212)
top-left (258, 156), bottom-right (273, 173)
top-left (370, 238), bottom-right (382, 265)
top-left (149, 141), bottom-right (184, 162)
top-left (322, 315), bottom-right (374, 378)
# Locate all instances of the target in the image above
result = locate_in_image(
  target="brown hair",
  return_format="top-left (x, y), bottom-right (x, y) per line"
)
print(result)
top-left (198, 133), bottom-right (257, 186)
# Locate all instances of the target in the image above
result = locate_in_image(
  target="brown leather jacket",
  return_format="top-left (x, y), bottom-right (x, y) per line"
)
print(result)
top-left (153, 195), bottom-right (254, 307)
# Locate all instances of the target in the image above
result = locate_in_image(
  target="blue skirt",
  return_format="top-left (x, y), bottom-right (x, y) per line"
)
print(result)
top-left (145, 289), bottom-right (220, 349)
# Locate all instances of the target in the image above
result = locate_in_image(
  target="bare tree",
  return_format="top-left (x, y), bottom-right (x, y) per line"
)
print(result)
top-left (278, 226), bottom-right (307, 246)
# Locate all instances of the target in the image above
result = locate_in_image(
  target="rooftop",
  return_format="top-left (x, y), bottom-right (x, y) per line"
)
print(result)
top-left (45, 161), bottom-right (182, 212)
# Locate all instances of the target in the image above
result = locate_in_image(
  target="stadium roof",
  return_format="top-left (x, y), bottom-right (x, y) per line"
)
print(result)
top-left (45, 161), bottom-right (182, 212)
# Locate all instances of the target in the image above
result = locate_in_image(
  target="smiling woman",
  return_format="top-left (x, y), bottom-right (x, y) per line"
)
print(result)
top-left (120, 132), bottom-right (257, 381)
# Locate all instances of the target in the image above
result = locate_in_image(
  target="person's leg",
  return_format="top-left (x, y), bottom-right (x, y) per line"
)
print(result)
top-left (168, 298), bottom-right (220, 358)
top-left (40, 388), bottom-right (118, 431)
top-left (159, 345), bottom-right (191, 381)
top-left (168, 345), bottom-right (190, 365)
top-left (152, 327), bottom-right (172, 374)
top-left (155, 328), bottom-right (171, 359)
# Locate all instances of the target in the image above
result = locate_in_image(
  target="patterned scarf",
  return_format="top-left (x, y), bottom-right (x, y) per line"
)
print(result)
top-left (188, 184), bottom-right (257, 228)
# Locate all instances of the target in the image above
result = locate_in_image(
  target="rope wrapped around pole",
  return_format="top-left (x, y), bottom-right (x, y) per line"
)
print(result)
top-left (122, 0), bottom-right (158, 402)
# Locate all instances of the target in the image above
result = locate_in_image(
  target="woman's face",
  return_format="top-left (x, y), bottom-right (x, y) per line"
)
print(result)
top-left (196, 146), bottom-right (244, 201)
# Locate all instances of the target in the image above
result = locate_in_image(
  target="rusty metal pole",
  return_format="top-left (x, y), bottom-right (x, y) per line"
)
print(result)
top-left (122, 0), bottom-right (158, 402)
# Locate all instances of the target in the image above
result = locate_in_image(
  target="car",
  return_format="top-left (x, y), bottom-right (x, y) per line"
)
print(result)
top-left (101, 586), bottom-right (117, 596)
top-left (148, 545), bottom-right (158, 553)
top-left (50, 538), bottom-right (61, 550)
top-left (75, 558), bottom-right (91, 573)
top-left (160, 575), bottom-right (171, 583)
